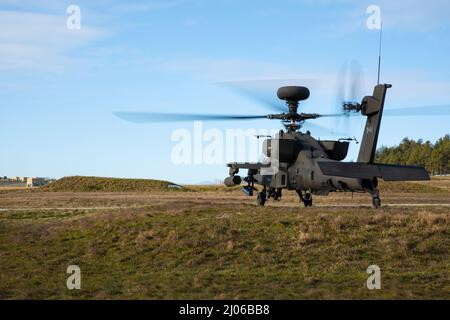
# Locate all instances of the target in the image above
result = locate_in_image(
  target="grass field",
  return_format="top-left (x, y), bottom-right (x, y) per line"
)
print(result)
top-left (0, 177), bottom-right (449, 299)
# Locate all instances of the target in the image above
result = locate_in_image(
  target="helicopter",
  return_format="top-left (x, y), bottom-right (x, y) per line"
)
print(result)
top-left (114, 80), bottom-right (449, 208)
top-left (223, 83), bottom-right (430, 208)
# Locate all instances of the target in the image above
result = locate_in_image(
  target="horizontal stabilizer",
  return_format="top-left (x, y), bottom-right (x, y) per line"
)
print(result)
top-left (317, 161), bottom-right (430, 181)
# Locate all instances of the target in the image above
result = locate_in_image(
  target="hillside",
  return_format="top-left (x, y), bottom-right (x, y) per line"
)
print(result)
top-left (38, 176), bottom-right (448, 194)
top-left (41, 176), bottom-right (185, 192)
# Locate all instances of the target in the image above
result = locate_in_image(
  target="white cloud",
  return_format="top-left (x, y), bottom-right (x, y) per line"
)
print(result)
top-left (0, 0), bottom-right (70, 13)
top-left (156, 56), bottom-right (326, 82)
top-left (0, 10), bottom-right (108, 71)
top-left (376, 0), bottom-right (450, 31)
top-left (182, 18), bottom-right (199, 26)
top-left (0, 0), bottom-right (189, 71)
top-left (293, 0), bottom-right (450, 34)
top-left (106, 0), bottom-right (186, 14)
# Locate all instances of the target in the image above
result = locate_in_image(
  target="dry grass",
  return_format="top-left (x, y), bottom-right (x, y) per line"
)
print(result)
top-left (378, 178), bottom-right (446, 193)
top-left (0, 178), bottom-right (449, 300)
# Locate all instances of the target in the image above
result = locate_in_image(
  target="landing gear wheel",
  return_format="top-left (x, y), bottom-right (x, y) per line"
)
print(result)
top-left (304, 193), bottom-right (313, 207)
top-left (372, 196), bottom-right (381, 209)
top-left (296, 190), bottom-right (313, 207)
top-left (257, 192), bottom-right (266, 207)
top-left (371, 187), bottom-right (381, 209)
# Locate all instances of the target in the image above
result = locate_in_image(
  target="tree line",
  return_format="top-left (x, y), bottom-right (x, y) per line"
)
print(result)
top-left (376, 134), bottom-right (450, 175)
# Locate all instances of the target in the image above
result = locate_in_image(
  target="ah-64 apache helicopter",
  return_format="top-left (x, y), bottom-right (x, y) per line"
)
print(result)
top-left (115, 78), bottom-right (450, 208)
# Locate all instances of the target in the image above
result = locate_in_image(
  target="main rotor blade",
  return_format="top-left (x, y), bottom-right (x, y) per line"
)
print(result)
top-left (311, 104), bottom-right (450, 119)
top-left (302, 122), bottom-right (348, 137)
top-left (383, 104), bottom-right (450, 116)
top-left (316, 113), bottom-right (350, 118)
top-left (216, 79), bottom-right (318, 112)
top-left (113, 112), bottom-right (267, 123)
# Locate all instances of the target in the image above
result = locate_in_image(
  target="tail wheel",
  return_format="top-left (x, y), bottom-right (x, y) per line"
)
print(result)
top-left (372, 196), bottom-right (381, 209)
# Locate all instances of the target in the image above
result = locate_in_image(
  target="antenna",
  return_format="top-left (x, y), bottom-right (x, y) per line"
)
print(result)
top-left (377, 22), bottom-right (383, 85)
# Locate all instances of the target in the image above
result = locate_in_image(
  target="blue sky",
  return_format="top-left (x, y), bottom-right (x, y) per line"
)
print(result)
top-left (1, 0), bottom-right (450, 183)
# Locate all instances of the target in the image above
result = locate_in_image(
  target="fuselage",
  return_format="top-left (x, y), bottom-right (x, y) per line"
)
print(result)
top-left (254, 131), bottom-right (373, 194)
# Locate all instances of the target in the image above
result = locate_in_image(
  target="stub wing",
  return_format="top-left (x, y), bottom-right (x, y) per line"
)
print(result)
top-left (317, 161), bottom-right (430, 181)
top-left (226, 162), bottom-right (271, 170)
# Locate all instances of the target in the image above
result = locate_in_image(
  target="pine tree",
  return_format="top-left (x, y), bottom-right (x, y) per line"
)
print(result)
top-left (375, 134), bottom-right (450, 175)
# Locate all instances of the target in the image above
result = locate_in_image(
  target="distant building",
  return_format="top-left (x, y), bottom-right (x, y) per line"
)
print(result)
top-left (0, 176), bottom-right (51, 187)
top-left (26, 177), bottom-right (46, 187)
top-left (9, 177), bottom-right (27, 182)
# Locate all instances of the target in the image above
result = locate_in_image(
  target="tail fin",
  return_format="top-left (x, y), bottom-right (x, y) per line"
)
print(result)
top-left (357, 84), bottom-right (392, 163)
